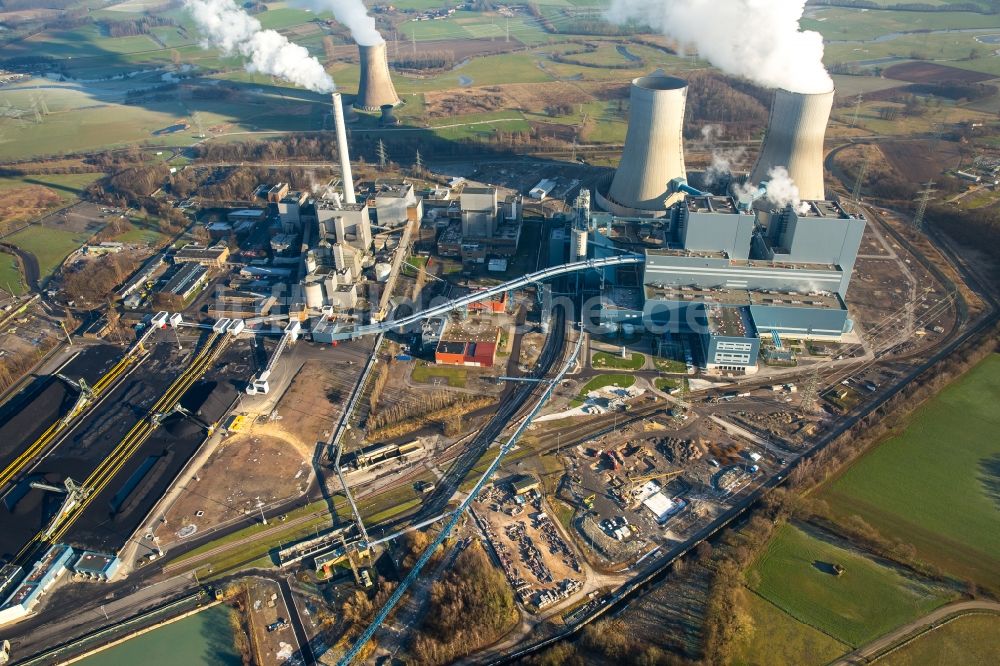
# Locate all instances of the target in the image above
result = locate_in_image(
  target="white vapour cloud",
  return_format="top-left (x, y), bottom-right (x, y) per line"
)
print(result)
top-left (185, 0), bottom-right (334, 92)
top-left (698, 124), bottom-right (747, 186)
top-left (705, 147), bottom-right (746, 185)
top-left (293, 0), bottom-right (384, 46)
top-left (605, 0), bottom-right (833, 94)
top-left (732, 166), bottom-right (808, 213)
top-left (763, 166), bottom-right (810, 213)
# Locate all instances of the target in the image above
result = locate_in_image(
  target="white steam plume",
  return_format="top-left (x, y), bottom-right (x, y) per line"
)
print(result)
top-left (732, 166), bottom-right (807, 212)
top-left (185, 0), bottom-right (334, 92)
top-left (762, 166), bottom-right (810, 213)
top-left (293, 0), bottom-right (384, 46)
top-left (699, 124), bottom-right (746, 186)
top-left (605, 0), bottom-right (833, 94)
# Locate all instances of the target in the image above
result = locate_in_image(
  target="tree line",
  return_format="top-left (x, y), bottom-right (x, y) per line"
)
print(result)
top-left (99, 16), bottom-right (173, 38)
top-left (406, 541), bottom-right (518, 665)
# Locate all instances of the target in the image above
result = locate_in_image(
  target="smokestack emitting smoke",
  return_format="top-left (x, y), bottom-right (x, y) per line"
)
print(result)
top-left (603, 72), bottom-right (688, 216)
top-left (184, 0), bottom-right (333, 92)
top-left (293, 0), bottom-right (384, 46)
top-left (355, 42), bottom-right (400, 111)
top-left (331, 92), bottom-right (357, 205)
top-left (749, 88), bottom-right (834, 201)
top-left (605, 0), bottom-right (832, 95)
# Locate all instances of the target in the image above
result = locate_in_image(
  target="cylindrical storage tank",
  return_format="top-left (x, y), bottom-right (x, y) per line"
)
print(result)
top-left (571, 228), bottom-right (588, 261)
top-left (605, 72), bottom-right (688, 216)
top-left (304, 281), bottom-right (324, 309)
top-left (749, 88), bottom-right (834, 202)
top-left (356, 42), bottom-right (400, 111)
top-left (374, 263), bottom-right (391, 283)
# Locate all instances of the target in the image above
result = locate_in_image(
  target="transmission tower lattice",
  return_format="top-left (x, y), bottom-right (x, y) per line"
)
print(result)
top-left (913, 180), bottom-right (935, 232)
top-left (851, 153), bottom-right (870, 208)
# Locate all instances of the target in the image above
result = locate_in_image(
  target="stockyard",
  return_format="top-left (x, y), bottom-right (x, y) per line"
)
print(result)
top-left (473, 479), bottom-right (584, 612)
top-left (0, 328), bottom-right (255, 561)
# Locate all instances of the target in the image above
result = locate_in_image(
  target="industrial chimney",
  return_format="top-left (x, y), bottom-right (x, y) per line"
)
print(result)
top-left (598, 72), bottom-right (688, 217)
top-left (749, 88), bottom-right (834, 202)
top-left (331, 92), bottom-right (356, 205)
top-left (355, 42), bottom-right (400, 112)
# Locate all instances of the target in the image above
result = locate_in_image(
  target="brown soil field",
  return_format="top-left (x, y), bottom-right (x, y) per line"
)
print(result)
top-left (880, 140), bottom-right (963, 183)
top-left (0, 186), bottom-right (61, 232)
top-left (272, 360), bottom-right (342, 448)
top-left (163, 431), bottom-right (311, 539)
top-left (882, 62), bottom-right (994, 85)
top-left (0, 9), bottom-right (60, 23)
top-left (423, 80), bottom-right (595, 118)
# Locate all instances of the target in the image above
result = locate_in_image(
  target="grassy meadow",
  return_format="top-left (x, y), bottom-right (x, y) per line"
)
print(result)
top-left (748, 523), bottom-right (954, 647)
top-left (817, 354), bottom-right (1000, 590)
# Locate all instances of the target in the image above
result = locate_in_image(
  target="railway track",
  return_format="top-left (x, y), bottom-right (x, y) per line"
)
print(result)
top-left (15, 334), bottom-right (228, 565)
top-left (0, 352), bottom-right (146, 493)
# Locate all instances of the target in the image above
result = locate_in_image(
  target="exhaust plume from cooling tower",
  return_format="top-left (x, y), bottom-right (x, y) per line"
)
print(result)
top-left (293, 0), bottom-right (384, 46)
top-left (185, 0), bottom-right (334, 92)
top-left (606, 0), bottom-right (833, 94)
top-left (699, 125), bottom-right (747, 186)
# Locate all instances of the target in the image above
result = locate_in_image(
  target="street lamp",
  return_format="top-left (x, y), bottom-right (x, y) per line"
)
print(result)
top-left (255, 496), bottom-right (268, 525)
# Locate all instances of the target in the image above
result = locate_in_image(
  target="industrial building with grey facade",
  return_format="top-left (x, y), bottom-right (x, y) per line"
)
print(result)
top-left (565, 70), bottom-right (863, 374)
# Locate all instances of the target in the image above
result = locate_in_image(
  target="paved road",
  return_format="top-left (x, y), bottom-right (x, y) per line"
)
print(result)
top-left (832, 600), bottom-right (1000, 665)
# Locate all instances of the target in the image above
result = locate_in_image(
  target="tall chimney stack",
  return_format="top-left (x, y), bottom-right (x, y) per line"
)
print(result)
top-left (355, 42), bottom-right (400, 111)
top-left (599, 72), bottom-right (688, 217)
top-left (749, 88), bottom-right (834, 201)
top-left (331, 92), bottom-right (356, 205)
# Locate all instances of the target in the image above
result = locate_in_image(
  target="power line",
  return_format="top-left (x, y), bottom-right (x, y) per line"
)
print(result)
top-left (913, 180), bottom-right (935, 232)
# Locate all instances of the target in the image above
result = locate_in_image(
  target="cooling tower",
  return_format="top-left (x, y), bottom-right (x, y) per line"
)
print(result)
top-left (331, 92), bottom-right (356, 205)
top-left (601, 72), bottom-right (688, 217)
top-left (749, 88), bottom-right (834, 202)
top-left (355, 42), bottom-right (400, 111)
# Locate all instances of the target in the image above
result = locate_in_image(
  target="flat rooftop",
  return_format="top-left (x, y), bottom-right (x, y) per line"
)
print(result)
top-left (797, 200), bottom-right (857, 219)
top-left (646, 248), bottom-right (730, 260)
top-left (705, 304), bottom-right (751, 338)
top-left (317, 201), bottom-right (367, 212)
top-left (74, 552), bottom-right (116, 575)
top-left (686, 195), bottom-right (742, 215)
top-left (644, 284), bottom-right (844, 310)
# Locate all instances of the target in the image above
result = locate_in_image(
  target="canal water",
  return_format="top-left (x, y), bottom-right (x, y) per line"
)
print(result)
top-left (75, 604), bottom-right (242, 666)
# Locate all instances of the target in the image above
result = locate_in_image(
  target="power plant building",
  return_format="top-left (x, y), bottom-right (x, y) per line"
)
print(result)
top-left (318, 201), bottom-right (372, 251)
top-left (595, 196), bottom-right (865, 373)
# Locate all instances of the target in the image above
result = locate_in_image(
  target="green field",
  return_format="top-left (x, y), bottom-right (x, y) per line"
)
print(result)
top-left (749, 523), bottom-right (954, 647)
top-left (592, 350), bottom-right (645, 370)
top-left (654, 357), bottom-right (687, 373)
top-left (818, 354), bottom-right (1000, 589)
top-left (570, 373), bottom-right (636, 406)
top-left (411, 363), bottom-right (468, 388)
top-left (114, 218), bottom-right (169, 247)
top-left (5, 226), bottom-right (94, 283)
top-left (804, 7), bottom-right (1000, 43)
top-left (732, 588), bottom-right (849, 666)
top-left (654, 377), bottom-right (685, 393)
top-left (0, 254), bottom-right (27, 297)
top-left (880, 613), bottom-right (1000, 666)
top-left (0, 173), bottom-right (102, 206)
